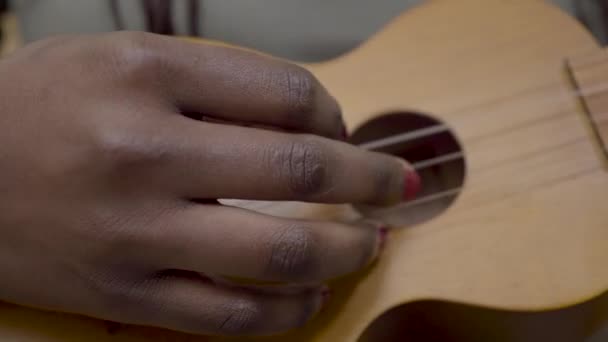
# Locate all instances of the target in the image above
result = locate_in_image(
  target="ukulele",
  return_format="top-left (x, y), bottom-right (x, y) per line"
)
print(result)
top-left (1, 0), bottom-right (608, 341)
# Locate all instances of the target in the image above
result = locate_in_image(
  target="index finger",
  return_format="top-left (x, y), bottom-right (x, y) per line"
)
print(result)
top-left (108, 32), bottom-right (345, 139)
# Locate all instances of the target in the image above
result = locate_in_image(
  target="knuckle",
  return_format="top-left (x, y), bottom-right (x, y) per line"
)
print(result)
top-left (95, 127), bottom-right (172, 170)
top-left (19, 34), bottom-right (80, 62)
top-left (279, 138), bottom-right (329, 197)
top-left (214, 298), bottom-right (263, 335)
top-left (96, 130), bottom-right (143, 164)
top-left (101, 31), bottom-right (165, 78)
top-left (34, 34), bottom-right (78, 51)
top-left (266, 225), bottom-right (319, 280)
top-left (283, 66), bottom-right (318, 124)
top-left (112, 30), bottom-right (154, 45)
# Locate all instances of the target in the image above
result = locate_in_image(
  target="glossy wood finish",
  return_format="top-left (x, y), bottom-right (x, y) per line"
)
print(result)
top-left (1, 0), bottom-right (607, 341)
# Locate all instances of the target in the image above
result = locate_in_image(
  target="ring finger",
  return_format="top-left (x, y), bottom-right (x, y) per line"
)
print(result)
top-left (143, 204), bottom-right (384, 283)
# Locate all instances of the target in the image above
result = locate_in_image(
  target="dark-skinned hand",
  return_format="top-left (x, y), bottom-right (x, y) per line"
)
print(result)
top-left (0, 32), bottom-right (419, 337)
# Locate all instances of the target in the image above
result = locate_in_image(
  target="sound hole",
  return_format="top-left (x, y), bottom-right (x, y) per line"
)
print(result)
top-left (349, 112), bottom-right (466, 228)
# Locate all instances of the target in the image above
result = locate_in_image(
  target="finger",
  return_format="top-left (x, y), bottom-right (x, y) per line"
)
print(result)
top-left (145, 204), bottom-right (384, 283)
top-left (109, 32), bottom-right (345, 139)
top-left (162, 118), bottom-right (420, 206)
top-left (108, 272), bottom-right (327, 336)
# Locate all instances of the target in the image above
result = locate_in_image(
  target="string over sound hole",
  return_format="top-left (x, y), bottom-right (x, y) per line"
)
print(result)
top-left (349, 112), bottom-right (466, 228)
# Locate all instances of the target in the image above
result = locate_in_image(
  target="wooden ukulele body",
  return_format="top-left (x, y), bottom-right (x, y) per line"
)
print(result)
top-left (2, 0), bottom-right (608, 341)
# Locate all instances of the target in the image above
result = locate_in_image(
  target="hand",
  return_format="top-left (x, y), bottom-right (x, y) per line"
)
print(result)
top-left (0, 32), bottom-right (418, 336)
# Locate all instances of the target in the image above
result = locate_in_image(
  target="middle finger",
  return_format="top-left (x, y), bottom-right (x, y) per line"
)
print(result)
top-left (163, 116), bottom-right (420, 206)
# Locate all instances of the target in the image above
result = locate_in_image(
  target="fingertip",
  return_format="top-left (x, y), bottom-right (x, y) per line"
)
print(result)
top-left (403, 167), bottom-right (422, 201)
top-left (369, 222), bottom-right (390, 262)
top-left (378, 225), bottom-right (390, 253)
top-left (312, 285), bottom-right (332, 317)
top-left (353, 219), bottom-right (390, 265)
top-left (392, 158), bottom-right (421, 202)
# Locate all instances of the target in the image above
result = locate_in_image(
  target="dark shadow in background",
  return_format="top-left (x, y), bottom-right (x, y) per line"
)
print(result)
top-left (359, 290), bottom-right (608, 342)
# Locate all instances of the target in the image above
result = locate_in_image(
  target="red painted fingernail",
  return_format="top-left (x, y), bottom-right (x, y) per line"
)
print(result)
top-left (403, 169), bottom-right (421, 201)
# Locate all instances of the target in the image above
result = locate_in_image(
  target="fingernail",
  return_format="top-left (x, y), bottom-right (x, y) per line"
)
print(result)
top-left (371, 225), bottom-right (390, 261)
top-left (403, 168), bottom-right (421, 201)
top-left (360, 220), bottom-right (390, 261)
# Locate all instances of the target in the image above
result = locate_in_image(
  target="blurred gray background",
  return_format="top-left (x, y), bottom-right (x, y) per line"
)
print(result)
top-left (6, 0), bottom-right (608, 62)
